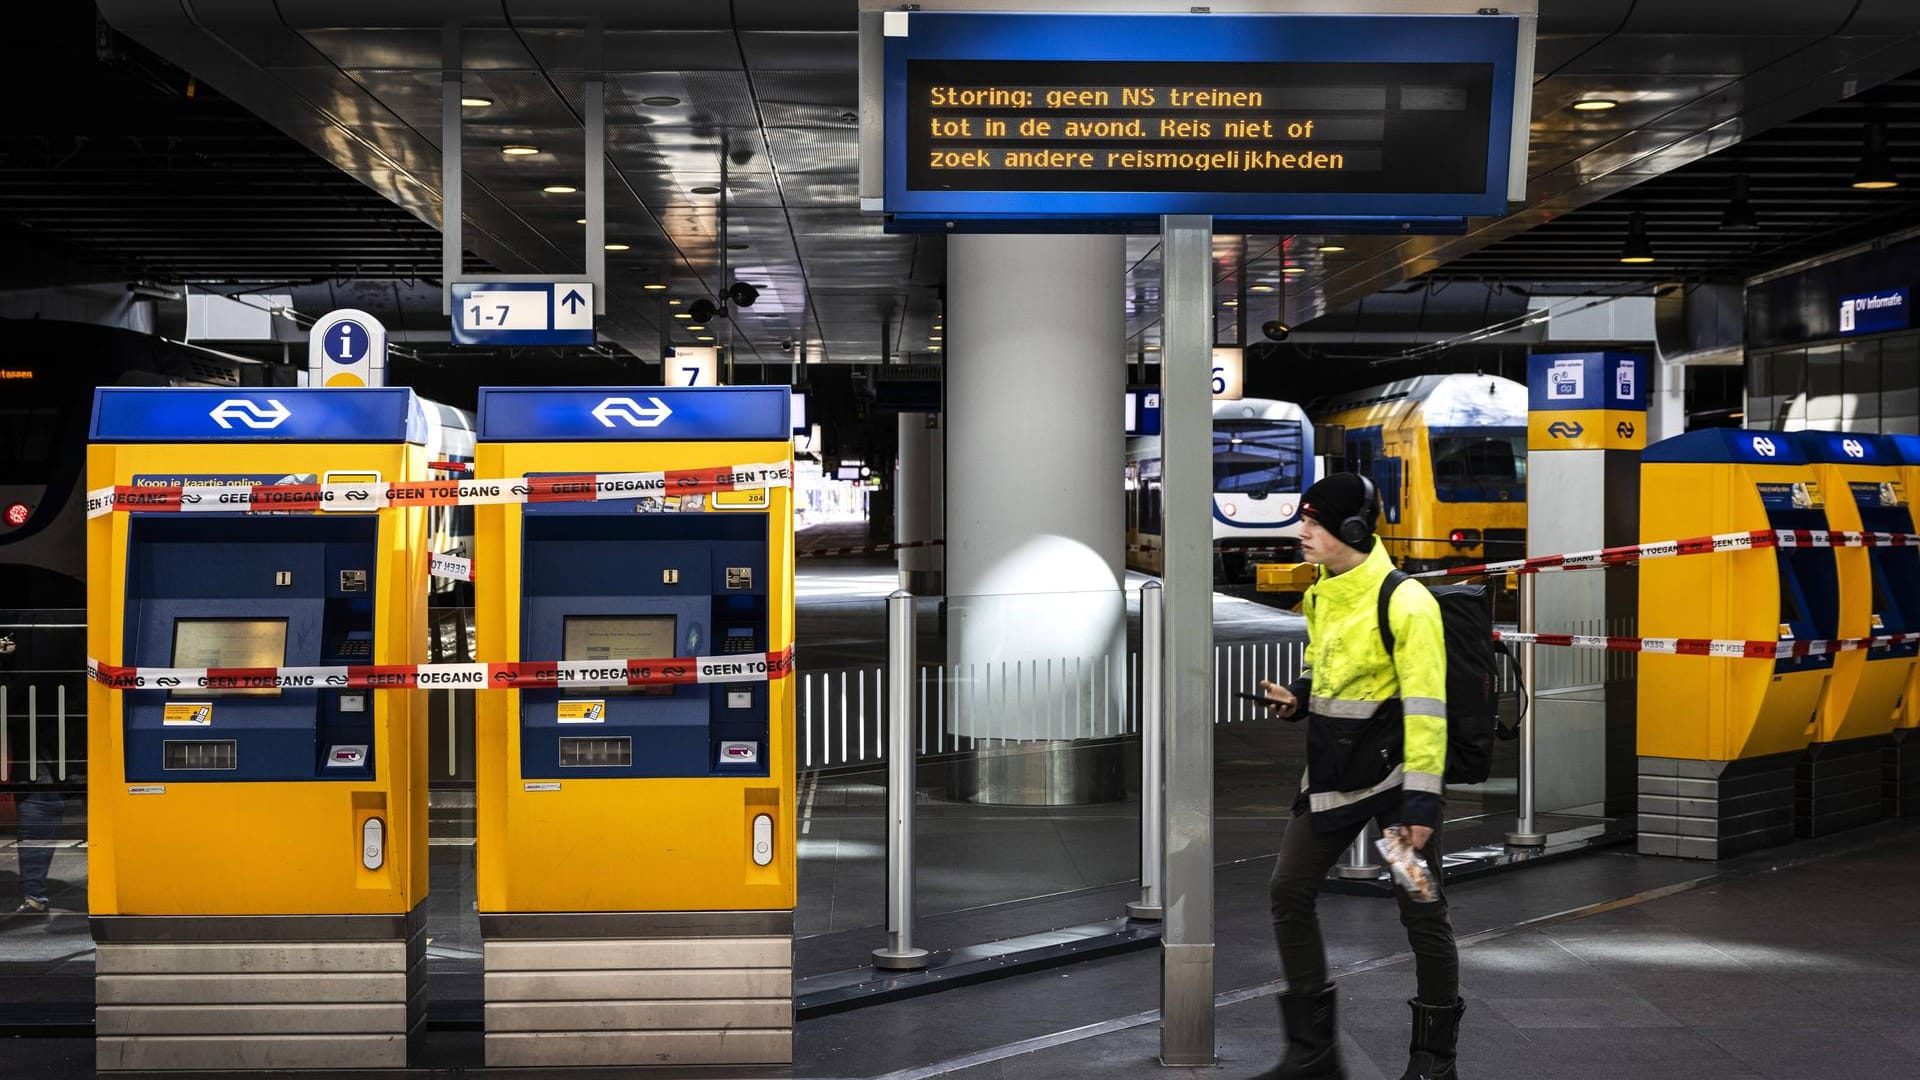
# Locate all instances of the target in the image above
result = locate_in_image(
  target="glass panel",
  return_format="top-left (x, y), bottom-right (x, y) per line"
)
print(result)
top-left (1805, 344), bottom-right (1843, 425)
top-left (1882, 334), bottom-right (1919, 424)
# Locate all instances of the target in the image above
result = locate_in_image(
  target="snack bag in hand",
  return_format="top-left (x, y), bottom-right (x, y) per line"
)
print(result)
top-left (1375, 825), bottom-right (1439, 904)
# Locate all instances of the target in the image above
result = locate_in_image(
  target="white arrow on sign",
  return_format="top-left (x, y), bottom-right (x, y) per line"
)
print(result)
top-left (591, 396), bottom-right (673, 429)
top-left (209, 398), bottom-right (291, 430)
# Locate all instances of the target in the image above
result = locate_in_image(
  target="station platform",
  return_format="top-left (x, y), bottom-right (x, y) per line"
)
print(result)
top-left (4, 816), bottom-right (1914, 1078)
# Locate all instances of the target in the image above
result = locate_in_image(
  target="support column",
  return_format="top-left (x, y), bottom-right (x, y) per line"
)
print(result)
top-left (944, 234), bottom-right (1126, 804)
top-left (895, 411), bottom-right (944, 595)
top-left (1159, 214), bottom-right (1215, 1066)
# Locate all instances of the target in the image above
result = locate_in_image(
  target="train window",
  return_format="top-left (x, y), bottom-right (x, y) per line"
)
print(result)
top-left (1215, 420), bottom-right (1304, 495)
top-left (1429, 429), bottom-right (1527, 502)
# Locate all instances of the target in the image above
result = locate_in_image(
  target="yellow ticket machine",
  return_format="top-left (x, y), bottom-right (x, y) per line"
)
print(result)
top-left (1796, 431), bottom-right (1917, 834)
top-left (1637, 429), bottom-right (1837, 858)
top-left (86, 388), bottom-right (429, 1071)
top-left (474, 387), bottom-right (796, 1069)
top-left (1882, 432), bottom-right (1920, 815)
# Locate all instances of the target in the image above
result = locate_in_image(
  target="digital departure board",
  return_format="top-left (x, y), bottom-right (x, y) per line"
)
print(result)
top-left (877, 12), bottom-right (1524, 222)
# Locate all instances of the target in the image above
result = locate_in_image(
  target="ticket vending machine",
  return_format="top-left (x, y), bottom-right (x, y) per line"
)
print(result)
top-left (1890, 434), bottom-right (1920, 814)
top-left (1796, 431), bottom-right (1919, 834)
top-left (1637, 429), bottom-right (1839, 858)
top-left (474, 386), bottom-right (796, 1069)
top-left (86, 388), bottom-right (430, 1071)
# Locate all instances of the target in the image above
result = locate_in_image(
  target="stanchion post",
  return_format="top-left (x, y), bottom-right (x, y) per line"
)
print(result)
top-left (1333, 822), bottom-right (1381, 880)
top-left (1507, 572), bottom-right (1547, 847)
top-left (873, 590), bottom-right (930, 970)
top-left (1128, 582), bottom-right (1165, 920)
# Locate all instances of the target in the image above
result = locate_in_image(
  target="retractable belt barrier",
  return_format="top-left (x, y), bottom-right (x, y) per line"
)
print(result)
top-left (86, 647), bottom-right (796, 693)
top-left (83, 461), bottom-right (794, 520)
top-left (1415, 527), bottom-right (1920, 580)
top-left (1495, 630), bottom-right (1920, 660)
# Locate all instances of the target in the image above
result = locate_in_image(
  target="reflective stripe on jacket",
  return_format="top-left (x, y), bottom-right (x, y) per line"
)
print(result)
top-left (1291, 540), bottom-right (1448, 829)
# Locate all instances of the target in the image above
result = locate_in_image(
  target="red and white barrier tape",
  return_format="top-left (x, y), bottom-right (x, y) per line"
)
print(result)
top-left (84, 462), bottom-right (793, 520)
top-left (1496, 629), bottom-right (1920, 659)
top-left (796, 539), bottom-right (944, 558)
top-left (1419, 528), bottom-right (1920, 580)
top-left (86, 647), bottom-right (795, 692)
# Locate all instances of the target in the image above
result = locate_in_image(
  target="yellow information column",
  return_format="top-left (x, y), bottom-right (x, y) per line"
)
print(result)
top-left (473, 387), bottom-right (796, 1069)
top-left (86, 388), bottom-right (429, 1071)
top-left (1796, 432), bottom-right (1918, 834)
top-left (1637, 429), bottom-right (1836, 858)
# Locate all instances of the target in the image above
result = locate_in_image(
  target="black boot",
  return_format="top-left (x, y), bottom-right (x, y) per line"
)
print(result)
top-left (1252, 986), bottom-right (1343, 1080)
top-left (1400, 998), bottom-right (1465, 1080)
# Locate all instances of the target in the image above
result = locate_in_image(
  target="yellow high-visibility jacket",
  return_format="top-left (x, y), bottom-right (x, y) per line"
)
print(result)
top-left (1285, 540), bottom-right (1449, 830)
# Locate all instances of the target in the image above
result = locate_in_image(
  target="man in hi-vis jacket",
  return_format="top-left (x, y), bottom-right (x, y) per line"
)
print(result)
top-left (1253, 472), bottom-right (1463, 1080)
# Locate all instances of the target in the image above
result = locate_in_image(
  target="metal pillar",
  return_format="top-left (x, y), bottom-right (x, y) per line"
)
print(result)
top-left (1507, 573), bottom-right (1547, 847)
top-left (1333, 823), bottom-right (1381, 880)
top-left (1128, 581), bottom-right (1165, 921)
top-left (439, 29), bottom-right (462, 314)
top-left (1159, 215), bottom-right (1214, 1066)
top-left (874, 590), bottom-right (930, 970)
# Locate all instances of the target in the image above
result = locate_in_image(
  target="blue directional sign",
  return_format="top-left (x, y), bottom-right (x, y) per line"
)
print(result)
top-left (451, 281), bottom-right (596, 346)
top-left (91, 388), bottom-right (428, 444)
top-left (476, 386), bottom-right (792, 443)
top-left (321, 319), bottom-right (373, 365)
top-left (881, 11), bottom-right (1522, 224)
top-left (1837, 288), bottom-right (1909, 336)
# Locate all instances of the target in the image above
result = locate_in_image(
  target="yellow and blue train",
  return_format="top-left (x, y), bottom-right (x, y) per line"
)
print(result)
top-left (1311, 373), bottom-right (1529, 572)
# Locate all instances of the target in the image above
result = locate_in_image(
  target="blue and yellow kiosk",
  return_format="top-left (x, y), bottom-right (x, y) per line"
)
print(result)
top-left (1637, 428), bottom-right (1838, 857)
top-left (473, 386), bottom-right (796, 1069)
top-left (86, 388), bottom-right (430, 1071)
top-left (1795, 431), bottom-right (1918, 834)
top-left (1891, 434), bottom-right (1920, 813)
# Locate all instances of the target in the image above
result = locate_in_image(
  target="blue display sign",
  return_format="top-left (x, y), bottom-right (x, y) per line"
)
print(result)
top-left (1126, 389), bottom-right (1162, 436)
top-left (882, 12), bottom-right (1520, 223)
top-left (1837, 288), bottom-right (1909, 336)
top-left (91, 388), bottom-right (426, 444)
top-left (1528, 352), bottom-right (1647, 412)
top-left (451, 281), bottom-right (595, 347)
top-left (477, 386), bottom-right (792, 443)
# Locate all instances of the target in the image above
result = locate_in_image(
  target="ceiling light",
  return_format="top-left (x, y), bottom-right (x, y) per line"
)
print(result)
top-left (460, 96), bottom-right (493, 108)
top-left (929, 345), bottom-right (941, 352)
top-left (669, 299), bottom-right (683, 306)
top-left (604, 243), bottom-right (630, 251)
top-left (640, 95), bottom-right (681, 107)
top-left (686, 324), bottom-right (707, 331)
top-left (674, 312), bottom-right (692, 319)
top-left (930, 335), bottom-right (943, 342)
top-left (697, 335), bottom-right (715, 342)
top-left (1572, 97), bottom-right (1619, 112)
top-left (1720, 174), bottom-right (1759, 232)
top-left (642, 283), bottom-right (668, 291)
top-left (1282, 266), bottom-right (1307, 275)
top-left (501, 144), bottom-right (540, 156)
top-left (1144, 344), bottom-right (1161, 352)
top-left (542, 184), bottom-right (578, 195)
top-left (1223, 298), bottom-right (1239, 307)
top-left (1249, 284), bottom-right (1276, 293)
top-left (1619, 210), bottom-right (1656, 264)
top-left (575, 217), bottom-right (587, 225)
top-left (1316, 244), bottom-right (1346, 253)
top-left (1853, 121), bottom-right (1899, 190)
top-left (691, 185), bottom-right (721, 195)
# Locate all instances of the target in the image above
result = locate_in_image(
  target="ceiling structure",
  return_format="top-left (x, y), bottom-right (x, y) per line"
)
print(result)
top-left (65, 1), bottom-right (1920, 369)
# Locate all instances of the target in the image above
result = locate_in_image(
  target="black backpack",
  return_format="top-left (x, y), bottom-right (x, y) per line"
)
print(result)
top-left (1377, 570), bottom-right (1522, 785)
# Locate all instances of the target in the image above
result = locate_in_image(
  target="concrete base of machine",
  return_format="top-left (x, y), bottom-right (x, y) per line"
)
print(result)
top-left (1887, 728), bottom-right (1920, 816)
top-left (944, 738), bottom-right (1126, 806)
top-left (1798, 735), bottom-right (1888, 837)
top-left (1636, 753), bottom-right (1797, 859)
top-left (91, 908), bottom-right (425, 1072)
top-left (480, 911), bottom-right (793, 1069)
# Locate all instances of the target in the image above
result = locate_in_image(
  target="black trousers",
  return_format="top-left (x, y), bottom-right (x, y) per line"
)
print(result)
top-left (1268, 809), bottom-right (1458, 1005)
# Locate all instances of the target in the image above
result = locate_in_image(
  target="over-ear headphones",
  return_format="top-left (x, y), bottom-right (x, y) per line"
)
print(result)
top-left (1338, 474), bottom-right (1378, 548)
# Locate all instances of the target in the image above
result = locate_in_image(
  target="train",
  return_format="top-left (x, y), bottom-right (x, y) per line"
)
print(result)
top-left (1311, 372), bottom-right (1529, 572)
top-left (1125, 397), bottom-right (1319, 582)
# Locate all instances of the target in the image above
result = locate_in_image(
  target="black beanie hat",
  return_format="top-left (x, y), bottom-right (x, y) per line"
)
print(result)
top-left (1299, 473), bottom-right (1377, 549)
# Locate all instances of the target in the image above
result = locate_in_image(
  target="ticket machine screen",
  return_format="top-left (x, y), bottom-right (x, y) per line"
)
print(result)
top-left (565, 615), bottom-right (676, 664)
top-left (172, 618), bottom-right (288, 696)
